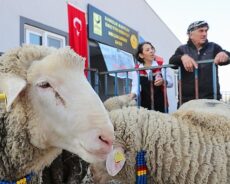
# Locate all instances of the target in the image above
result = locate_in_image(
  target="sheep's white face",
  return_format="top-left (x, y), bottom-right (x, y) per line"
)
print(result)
top-left (24, 50), bottom-right (114, 163)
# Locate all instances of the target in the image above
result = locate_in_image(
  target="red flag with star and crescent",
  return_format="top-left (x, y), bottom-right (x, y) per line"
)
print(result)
top-left (68, 3), bottom-right (88, 74)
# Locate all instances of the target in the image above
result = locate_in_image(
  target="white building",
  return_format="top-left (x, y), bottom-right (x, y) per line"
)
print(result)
top-left (0, 0), bottom-right (181, 111)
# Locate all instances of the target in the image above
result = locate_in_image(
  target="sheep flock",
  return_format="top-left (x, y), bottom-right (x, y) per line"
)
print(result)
top-left (86, 96), bottom-right (230, 184)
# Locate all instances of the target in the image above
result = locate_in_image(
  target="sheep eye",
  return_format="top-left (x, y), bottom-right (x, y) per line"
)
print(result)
top-left (38, 81), bottom-right (51, 88)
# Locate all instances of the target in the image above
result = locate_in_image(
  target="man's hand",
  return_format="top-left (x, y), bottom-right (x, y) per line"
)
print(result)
top-left (214, 51), bottom-right (229, 64)
top-left (181, 54), bottom-right (198, 72)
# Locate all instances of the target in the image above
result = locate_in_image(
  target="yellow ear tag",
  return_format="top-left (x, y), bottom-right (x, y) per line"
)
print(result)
top-left (0, 93), bottom-right (7, 110)
top-left (114, 151), bottom-right (125, 163)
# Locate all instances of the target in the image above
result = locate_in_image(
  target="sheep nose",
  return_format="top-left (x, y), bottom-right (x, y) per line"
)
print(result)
top-left (99, 134), bottom-right (114, 150)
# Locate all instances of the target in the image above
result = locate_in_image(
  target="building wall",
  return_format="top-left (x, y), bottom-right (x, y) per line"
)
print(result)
top-left (0, 0), bottom-right (181, 111)
top-left (0, 0), bottom-right (181, 57)
top-left (0, 0), bottom-right (68, 52)
top-left (72, 0), bottom-right (181, 61)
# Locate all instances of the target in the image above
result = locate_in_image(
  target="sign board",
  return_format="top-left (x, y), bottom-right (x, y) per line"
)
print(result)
top-left (88, 4), bottom-right (139, 54)
top-left (99, 43), bottom-right (135, 79)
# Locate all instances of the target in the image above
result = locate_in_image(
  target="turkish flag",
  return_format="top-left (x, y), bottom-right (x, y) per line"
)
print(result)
top-left (68, 4), bottom-right (88, 73)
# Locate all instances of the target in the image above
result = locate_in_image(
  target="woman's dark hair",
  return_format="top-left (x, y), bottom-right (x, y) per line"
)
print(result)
top-left (135, 42), bottom-right (155, 64)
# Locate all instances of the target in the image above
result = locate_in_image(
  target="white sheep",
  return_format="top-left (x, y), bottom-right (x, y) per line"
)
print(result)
top-left (0, 45), bottom-right (114, 183)
top-left (87, 96), bottom-right (230, 184)
top-left (178, 98), bottom-right (230, 118)
top-left (103, 94), bottom-right (137, 112)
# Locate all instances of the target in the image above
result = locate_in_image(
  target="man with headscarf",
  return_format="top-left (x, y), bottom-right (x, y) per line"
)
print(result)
top-left (169, 20), bottom-right (230, 106)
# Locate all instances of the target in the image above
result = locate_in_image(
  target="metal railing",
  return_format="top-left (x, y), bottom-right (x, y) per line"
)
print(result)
top-left (89, 64), bottom-right (174, 112)
top-left (85, 68), bottom-right (100, 94)
top-left (86, 59), bottom-right (230, 112)
top-left (177, 59), bottom-right (218, 106)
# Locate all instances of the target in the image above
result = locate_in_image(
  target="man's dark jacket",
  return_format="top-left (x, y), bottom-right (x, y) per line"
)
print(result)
top-left (169, 39), bottom-right (230, 104)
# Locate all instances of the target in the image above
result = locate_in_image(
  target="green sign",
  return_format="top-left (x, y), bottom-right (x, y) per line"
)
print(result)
top-left (88, 4), bottom-right (139, 54)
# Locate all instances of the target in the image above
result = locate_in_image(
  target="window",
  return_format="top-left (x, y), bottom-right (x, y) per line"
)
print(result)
top-left (20, 17), bottom-right (68, 48)
top-left (25, 25), bottom-right (66, 48)
top-left (47, 36), bottom-right (61, 48)
top-left (26, 29), bottom-right (42, 45)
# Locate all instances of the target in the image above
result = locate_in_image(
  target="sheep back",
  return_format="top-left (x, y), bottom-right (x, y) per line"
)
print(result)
top-left (143, 102), bottom-right (230, 184)
top-left (89, 100), bottom-right (230, 184)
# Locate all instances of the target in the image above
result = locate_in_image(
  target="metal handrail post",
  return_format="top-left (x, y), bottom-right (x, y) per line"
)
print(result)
top-left (114, 73), bottom-right (118, 96)
top-left (194, 68), bottom-right (199, 99)
top-left (163, 68), bottom-right (168, 113)
top-left (104, 74), bottom-right (108, 99)
top-left (125, 71), bottom-right (129, 94)
top-left (212, 63), bottom-right (217, 99)
top-left (94, 71), bottom-right (99, 94)
top-left (178, 67), bottom-right (182, 107)
top-left (137, 71), bottom-right (141, 108)
top-left (149, 70), bottom-right (154, 110)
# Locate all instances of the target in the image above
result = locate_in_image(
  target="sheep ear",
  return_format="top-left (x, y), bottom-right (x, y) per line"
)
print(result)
top-left (106, 147), bottom-right (126, 176)
top-left (0, 74), bottom-right (26, 111)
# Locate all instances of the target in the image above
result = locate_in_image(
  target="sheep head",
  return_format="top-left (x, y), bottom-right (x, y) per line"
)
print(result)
top-left (0, 45), bottom-right (114, 164)
top-left (104, 94), bottom-right (137, 112)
